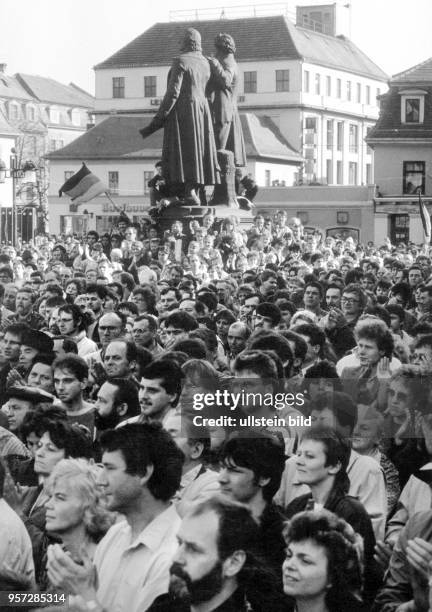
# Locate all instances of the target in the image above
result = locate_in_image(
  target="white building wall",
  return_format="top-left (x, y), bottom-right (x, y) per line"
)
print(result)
top-left (0, 134), bottom-right (16, 208)
top-left (374, 215), bottom-right (389, 244)
top-left (49, 159), bottom-right (158, 199)
top-left (374, 143), bottom-right (432, 196)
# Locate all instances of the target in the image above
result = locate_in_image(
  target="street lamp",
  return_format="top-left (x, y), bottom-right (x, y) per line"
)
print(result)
top-left (0, 151), bottom-right (43, 245)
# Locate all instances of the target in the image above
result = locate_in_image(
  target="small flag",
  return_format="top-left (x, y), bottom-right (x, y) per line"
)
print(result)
top-left (418, 192), bottom-right (431, 241)
top-left (58, 163), bottom-right (107, 205)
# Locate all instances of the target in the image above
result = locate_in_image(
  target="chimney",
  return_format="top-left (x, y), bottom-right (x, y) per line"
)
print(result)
top-left (296, 4), bottom-right (337, 36)
top-left (0, 63), bottom-right (7, 73)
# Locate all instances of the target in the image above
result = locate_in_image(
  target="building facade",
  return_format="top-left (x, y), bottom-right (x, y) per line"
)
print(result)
top-left (93, 6), bottom-right (387, 187)
top-left (367, 57), bottom-right (432, 244)
top-left (0, 65), bottom-right (94, 240)
top-left (47, 114), bottom-right (303, 235)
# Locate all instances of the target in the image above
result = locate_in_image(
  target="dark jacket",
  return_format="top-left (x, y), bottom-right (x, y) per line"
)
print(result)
top-left (258, 503), bottom-right (287, 581)
top-left (373, 510), bottom-right (432, 612)
top-left (286, 489), bottom-right (379, 607)
top-left (148, 588), bottom-right (256, 612)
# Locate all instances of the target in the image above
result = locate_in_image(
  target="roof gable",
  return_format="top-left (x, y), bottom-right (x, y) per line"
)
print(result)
top-left (46, 113), bottom-right (302, 163)
top-left (392, 57), bottom-right (432, 84)
top-left (367, 86), bottom-right (432, 140)
top-left (94, 15), bottom-right (387, 81)
top-left (15, 74), bottom-right (94, 108)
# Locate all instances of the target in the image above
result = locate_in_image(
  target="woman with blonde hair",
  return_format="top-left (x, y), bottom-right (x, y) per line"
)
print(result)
top-left (45, 459), bottom-right (115, 564)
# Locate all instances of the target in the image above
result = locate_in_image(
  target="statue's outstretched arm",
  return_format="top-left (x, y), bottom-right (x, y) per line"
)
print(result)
top-left (140, 58), bottom-right (184, 138)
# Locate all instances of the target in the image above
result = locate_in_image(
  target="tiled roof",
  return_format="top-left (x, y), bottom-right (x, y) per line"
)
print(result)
top-left (392, 57), bottom-right (432, 84)
top-left (94, 16), bottom-right (387, 81)
top-left (15, 74), bottom-right (94, 108)
top-left (46, 113), bottom-right (302, 163)
top-left (241, 114), bottom-right (302, 162)
top-left (0, 74), bottom-right (33, 101)
top-left (284, 21), bottom-right (387, 80)
top-left (367, 86), bottom-right (432, 141)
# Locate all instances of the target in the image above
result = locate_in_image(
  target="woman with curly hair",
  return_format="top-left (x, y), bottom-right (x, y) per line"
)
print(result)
top-left (45, 459), bottom-right (115, 563)
top-left (283, 509), bottom-right (364, 612)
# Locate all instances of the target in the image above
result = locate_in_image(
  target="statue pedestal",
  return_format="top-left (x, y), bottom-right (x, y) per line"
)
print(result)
top-left (149, 201), bottom-right (253, 234)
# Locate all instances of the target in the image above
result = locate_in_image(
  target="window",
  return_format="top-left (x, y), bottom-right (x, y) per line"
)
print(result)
top-left (49, 108), bottom-right (59, 123)
top-left (366, 126), bottom-right (373, 154)
top-left (71, 109), bottom-right (81, 126)
top-left (27, 106), bottom-right (35, 121)
top-left (64, 171), bottom-right (74, 181)
top-left (305, 117), bottom-right (317, 131)
top-left (337, 122), bottom-right (344, 151)
top-left (405, 99), bottom-right (420, 123)
top-left (337, 161), bottom-right (343, 184)
top-left (349, 124), bottom-right (358, 153)
top-left (349, 162), bottom-right (358, 185)
top-left (315, 74), bottom-right (321, 95)
top-left (265, 170), bottom-right (271, 187)
top-left (401, 92), bottom-right (425, 124)
top-left (326, 120), bottom-right (333, 149)
top-left (366, 86), bottom-right (371, 105)
top-left (49, 139), bottom-right (64, 152)
top-left (276, 70), bottom-right (289, 92)
top-left (346, 81), bottom-right (352, 101)
top-left (112, 77), bottom-right (125, 99)
top-left (144, 171), bottom-right (153, 194)
top-left (244, 71), bottom-right (257, 93)
top-left (356, 83), bottom-right (361, 103)
top-left (336, 79), bottom-right (341, 98)
top-left (144, 76), bottom-right (156, 98)
top-left (403, 161), bottom-right (425, 194)
top-left (108, 171), bottom-right (119, 195)
top-left (304, 70), bottom-right (310, 93)
top-left (10, 104), bottom-right (19, 120)
top-left (376, 88), bottom-right (381, 100)
top-left (326, 159), bottom-right (332, 184)
top-left (366, 163), bottom-right (372, 184)
top-left (326, 76), bottom-right (331, 96)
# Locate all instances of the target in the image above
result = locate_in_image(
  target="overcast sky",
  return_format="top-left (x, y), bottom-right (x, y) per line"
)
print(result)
top-left (2, 0), bottom-right (431, 93)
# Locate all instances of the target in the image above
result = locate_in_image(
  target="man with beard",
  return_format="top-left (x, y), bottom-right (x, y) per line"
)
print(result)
top-left (1, 287), bottom-right (44, 331)
top-left (94, 378), bottom-right (140, 435)
top-left (148, 495), bottom-right (285, 612)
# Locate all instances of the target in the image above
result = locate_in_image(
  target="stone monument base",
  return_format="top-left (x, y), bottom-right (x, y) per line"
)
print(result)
top-left (149, 200), bottom-right (253, 234)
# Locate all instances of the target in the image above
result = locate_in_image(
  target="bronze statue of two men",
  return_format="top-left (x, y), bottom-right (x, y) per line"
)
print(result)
top-left (140, 28), bottom-right (246, 206)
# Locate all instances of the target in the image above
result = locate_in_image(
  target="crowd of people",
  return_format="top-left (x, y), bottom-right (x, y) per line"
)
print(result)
top-left (1, 208), bottom-right (432, 611)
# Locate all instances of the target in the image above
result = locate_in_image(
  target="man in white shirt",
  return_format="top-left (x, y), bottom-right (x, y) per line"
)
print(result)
top-left (0, 462), bottom-right (35, 585)
top-left (163, 411), bottom-right (219, 517)
top-left (47, 423), bottom-right (184, 612)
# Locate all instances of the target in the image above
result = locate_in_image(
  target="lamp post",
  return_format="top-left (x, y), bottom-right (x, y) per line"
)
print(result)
top-left (0, 150), bottom-right (41, 245)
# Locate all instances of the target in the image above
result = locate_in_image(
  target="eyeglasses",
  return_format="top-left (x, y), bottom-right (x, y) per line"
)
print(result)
top-left (341, 297), bottom-right (359, 304)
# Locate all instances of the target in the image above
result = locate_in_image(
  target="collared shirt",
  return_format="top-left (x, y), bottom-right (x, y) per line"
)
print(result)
top-left (0, 498), bottom-right (35, 584)
top-left (175, 464), bottom-right (220, 518)
top-left (94, 505), bottom-right (181, 612)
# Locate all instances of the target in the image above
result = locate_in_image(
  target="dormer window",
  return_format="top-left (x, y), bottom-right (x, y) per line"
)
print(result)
top-left (400, 89), bottom-right (426, 124)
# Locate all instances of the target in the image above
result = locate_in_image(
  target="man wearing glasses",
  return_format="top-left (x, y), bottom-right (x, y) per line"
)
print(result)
top-left (341, 283), bottom-right (367, 330)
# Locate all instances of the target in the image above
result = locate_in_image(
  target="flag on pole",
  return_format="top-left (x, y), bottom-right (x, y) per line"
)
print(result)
top-left (58, 163), bottom-right (107, 205)
top-left (418, 191), bottom-right (431, 242)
